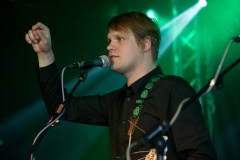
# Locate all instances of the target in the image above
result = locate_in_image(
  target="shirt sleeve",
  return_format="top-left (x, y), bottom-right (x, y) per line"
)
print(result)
top-left (35, 62), bottom-right (109, 126)
top-left (35, 62), bottom-right (62, 115)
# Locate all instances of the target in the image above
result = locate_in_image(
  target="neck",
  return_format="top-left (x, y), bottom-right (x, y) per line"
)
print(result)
top-left (126, 63), bottom-right (157, 86)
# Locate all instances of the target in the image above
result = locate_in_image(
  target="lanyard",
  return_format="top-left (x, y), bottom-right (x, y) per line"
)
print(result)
top-left (128, 74), bottom-right (164, 136)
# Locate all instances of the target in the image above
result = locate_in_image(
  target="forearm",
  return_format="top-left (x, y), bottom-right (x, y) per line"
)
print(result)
top-left (37, 50), bottom-right (55, 68)
top-left (36, 62), bottom-right (64, 115)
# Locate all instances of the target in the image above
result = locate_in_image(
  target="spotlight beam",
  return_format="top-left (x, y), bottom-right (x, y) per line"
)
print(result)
top-left (157, 2), bottom-right (205, 62)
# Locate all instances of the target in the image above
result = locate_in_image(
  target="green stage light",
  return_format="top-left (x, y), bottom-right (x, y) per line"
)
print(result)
top-left (199, 0), bottom-right (207, 7)
top-left (146, 9), bottom-right (159, 21)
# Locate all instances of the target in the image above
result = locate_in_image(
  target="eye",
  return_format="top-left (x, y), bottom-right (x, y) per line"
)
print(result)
top-left (117, 36), bottom-right (123, 42)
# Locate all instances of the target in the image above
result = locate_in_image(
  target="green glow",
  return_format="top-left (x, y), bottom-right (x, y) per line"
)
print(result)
top-left (146, 9), bottom-right (169, 26)
top-left (146, 9), bottom-right (158, 21)
top-left (183, 54), bottom-right (196, 70)
top-left (172, 7), bottom-right (177, 16)
top-left (174, 55), bottom-right (179, 64)
top-left (190, 78), bottom-right (196, 86)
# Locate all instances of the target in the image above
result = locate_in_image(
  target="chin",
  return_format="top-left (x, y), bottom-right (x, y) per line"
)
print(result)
top-left (110, 64), bottom-right (122, 74)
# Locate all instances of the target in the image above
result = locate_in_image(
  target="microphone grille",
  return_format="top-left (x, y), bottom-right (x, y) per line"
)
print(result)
top-left (99, 55), bottom-right (110, 68)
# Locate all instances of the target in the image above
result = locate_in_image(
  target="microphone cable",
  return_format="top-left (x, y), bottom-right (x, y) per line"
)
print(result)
top-left (28, 67), bottom-right (68, 160)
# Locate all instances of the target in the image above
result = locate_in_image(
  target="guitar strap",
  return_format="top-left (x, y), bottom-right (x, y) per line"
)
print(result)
top-left (127, 74), bottom-right (164, 136)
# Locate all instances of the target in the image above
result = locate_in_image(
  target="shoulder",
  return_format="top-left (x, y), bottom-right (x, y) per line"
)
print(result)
top-left (161, 75), bottom-right (190, 86)
top-left (154, 75), bottom-right (190, 86)
top-left (154, 75), bottom-right (197, 95)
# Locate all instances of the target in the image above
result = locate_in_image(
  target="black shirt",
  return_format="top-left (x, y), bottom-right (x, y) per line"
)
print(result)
top-left (36, 62), bottom-right (217, 160)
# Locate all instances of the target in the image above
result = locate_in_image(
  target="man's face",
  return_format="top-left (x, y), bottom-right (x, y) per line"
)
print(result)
top-left (107, 29), bottom-right (144, 77)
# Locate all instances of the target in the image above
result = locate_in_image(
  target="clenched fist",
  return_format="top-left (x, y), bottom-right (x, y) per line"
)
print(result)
top-left (25, 22), bottom-right (54, 67)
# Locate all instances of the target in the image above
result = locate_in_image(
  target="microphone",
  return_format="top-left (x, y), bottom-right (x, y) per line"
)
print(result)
top-left (66, 55), bottom-right (110, 69)
top-left (232, 35), bottom-right (240, 42)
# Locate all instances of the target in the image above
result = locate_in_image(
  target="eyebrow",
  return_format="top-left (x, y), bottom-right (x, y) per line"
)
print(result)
top-left (107, 31), bottom-right (127, 40)
top-left (107, 34), bottom-right (118, 42)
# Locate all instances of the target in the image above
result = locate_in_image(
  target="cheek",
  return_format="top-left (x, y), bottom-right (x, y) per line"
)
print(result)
top-left (129, 45), bottom-right (143, 56)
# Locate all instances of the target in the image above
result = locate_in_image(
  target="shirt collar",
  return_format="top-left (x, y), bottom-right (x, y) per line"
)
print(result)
top-left (122, 66), bottom-right (164, 94)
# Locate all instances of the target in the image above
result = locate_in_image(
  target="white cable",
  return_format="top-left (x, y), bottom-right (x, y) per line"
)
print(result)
top-left (30, 67), bottom-right (67, 160)
top-left (128, 134), bottom-right (132, 149)
top-left (206, 39), bottom-right (234, 93)
top-left (32, 108), bottom-right (65, 145)
top-left (170, 98), bottom-right (190, 126)
top-left (170, 39), bottom-right (234, 126)
top-left (61, 67), bottom-right (67, 102)
top-left (126, 141), bottom-right (138, 160)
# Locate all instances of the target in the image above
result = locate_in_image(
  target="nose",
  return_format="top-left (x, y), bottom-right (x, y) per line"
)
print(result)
top-left (107, 41), bottom-right (115, 52)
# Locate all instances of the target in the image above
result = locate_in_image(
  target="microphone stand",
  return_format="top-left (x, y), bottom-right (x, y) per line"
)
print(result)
top-left (23, 69), bottom-right (89, 160)
top-left (215, 58), bottom-right (240, 89)
top-left (121, 57), bottom-right (240, 160)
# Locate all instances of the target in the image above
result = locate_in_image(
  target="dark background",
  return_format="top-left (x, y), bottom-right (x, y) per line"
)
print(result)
top-left (1, 0), bottom-right (240, 159)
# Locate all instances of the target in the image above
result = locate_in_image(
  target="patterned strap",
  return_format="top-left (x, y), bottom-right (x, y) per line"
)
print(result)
top-left (127, 74), bottom-right (164, 136)
top-left (132, 74), bottom-right (164, 118)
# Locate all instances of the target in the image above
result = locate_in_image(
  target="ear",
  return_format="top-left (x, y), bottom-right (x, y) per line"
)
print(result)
top-left (143, 36), bottom-right (151, 52)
